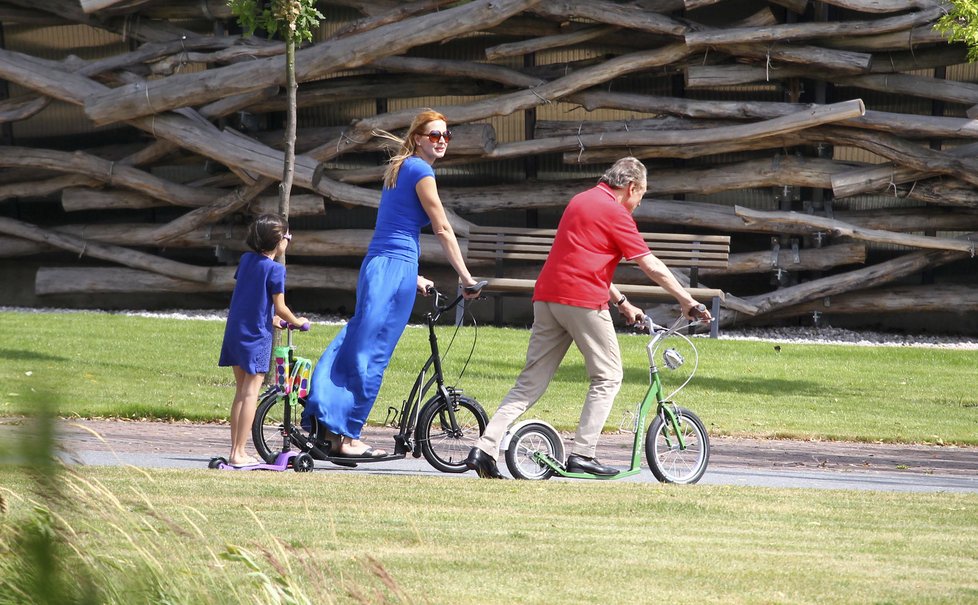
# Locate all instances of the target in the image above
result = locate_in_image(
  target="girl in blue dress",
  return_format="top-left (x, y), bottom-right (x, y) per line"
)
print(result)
top-left (303, 109), bottom-right (480, 458)
top-left (219, 214), bottom-right (308, 466)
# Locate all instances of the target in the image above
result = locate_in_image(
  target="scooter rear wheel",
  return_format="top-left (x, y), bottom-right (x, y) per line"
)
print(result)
top-left (504, 422), bottom-right (564, 480)
top-left (252, 388), bottom-right (316, 463)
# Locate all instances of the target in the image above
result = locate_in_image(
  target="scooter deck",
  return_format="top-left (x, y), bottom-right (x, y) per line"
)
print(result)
top-left (317, 452), bottom-right (406, 468)
top-left (210, 451), bottom-right (297, 471)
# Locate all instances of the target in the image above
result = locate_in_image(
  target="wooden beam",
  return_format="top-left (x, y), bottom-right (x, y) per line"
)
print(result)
top-left (735, 206), bottom-right (978, 254)
top-left (0, 217), bottom-right (212, 283)
top-left (82, 0), bottom-right (544, 125)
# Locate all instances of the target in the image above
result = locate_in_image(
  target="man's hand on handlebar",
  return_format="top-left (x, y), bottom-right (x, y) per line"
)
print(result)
top-left (619, 299), bottom-right (644, 326)
top-left (629, 312), bottom-right (651, 334)
top-left (684, 302), bottom-right (712, 323)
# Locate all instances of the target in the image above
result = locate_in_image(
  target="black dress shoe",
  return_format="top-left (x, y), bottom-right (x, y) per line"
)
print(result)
top-left (565, 454), bottom-right (618, 477)
top-left (465, 447), bottom-right (507, 479)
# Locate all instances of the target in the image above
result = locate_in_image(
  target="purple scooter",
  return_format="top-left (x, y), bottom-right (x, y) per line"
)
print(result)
top-left (209, 321), bottom-right (315, 473)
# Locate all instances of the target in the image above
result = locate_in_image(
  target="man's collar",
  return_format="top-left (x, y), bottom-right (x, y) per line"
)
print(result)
top-left (596, 182), bottom-right (616, 200)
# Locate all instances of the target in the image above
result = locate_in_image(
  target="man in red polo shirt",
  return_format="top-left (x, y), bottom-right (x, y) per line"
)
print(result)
top-left (466, 157), bottom-right (713, 479)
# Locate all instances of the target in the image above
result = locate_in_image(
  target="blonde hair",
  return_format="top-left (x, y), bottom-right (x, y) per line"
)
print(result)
top-left (375, 109), bottom-right (447, 190)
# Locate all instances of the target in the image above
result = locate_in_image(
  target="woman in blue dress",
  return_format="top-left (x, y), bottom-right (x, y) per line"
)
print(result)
top-left (304, 109), bottom-right (480, 458)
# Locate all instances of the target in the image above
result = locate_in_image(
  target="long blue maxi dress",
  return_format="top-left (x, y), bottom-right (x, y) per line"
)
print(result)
top-left (303, 156), bottom-right (435, 438)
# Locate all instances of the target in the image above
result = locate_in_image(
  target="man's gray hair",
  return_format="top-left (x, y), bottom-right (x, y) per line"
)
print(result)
top-left (599, 157), bottom-right (647, 189)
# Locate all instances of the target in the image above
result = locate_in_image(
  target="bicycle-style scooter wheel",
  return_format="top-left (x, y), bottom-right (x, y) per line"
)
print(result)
top-left (417, 394), bottom-right (488, 473)
top-left (504, 422), bottom-right (565, 480)
top-left (645, 406), bottom-right (710, 484)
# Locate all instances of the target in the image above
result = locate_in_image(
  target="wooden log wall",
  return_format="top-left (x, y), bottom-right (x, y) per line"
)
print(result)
top-left (1, 0), bottom-right (977, 329)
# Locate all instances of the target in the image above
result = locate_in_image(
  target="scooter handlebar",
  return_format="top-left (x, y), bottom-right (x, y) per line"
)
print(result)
top-left (278, 320), bottom-right (311, 331)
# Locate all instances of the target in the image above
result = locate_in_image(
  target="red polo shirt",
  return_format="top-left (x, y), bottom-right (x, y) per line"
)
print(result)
top-left (533, 183), bottom-right (651, 310)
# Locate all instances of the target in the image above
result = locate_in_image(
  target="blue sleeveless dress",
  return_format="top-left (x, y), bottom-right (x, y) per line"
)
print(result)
top-left (303, 157), bottom-right (434, 438)
top-left (218, 252), bottom-right (285, 375)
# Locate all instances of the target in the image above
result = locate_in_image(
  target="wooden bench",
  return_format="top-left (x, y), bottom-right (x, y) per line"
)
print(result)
top-left (465, 226), bottom-right (730, 337)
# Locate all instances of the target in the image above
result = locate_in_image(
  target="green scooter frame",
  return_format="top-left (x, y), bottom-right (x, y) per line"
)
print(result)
top-left (502, 313), bottom-right (711, 484)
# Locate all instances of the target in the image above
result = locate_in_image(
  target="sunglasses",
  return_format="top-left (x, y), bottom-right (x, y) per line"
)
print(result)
top-left (421, 130), bottom-right (452, 144)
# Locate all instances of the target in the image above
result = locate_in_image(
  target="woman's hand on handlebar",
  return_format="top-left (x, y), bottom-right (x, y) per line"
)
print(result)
top-left (417, 275), bottom-right (435, 296)
top-left (460, 278), bottom-right (486, 300)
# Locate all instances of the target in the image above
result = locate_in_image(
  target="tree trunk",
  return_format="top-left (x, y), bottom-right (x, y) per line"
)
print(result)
top-left (768, 284), bottom-right (978, 317)
top-left (60, 188), bottom-right (325, 215)
top-left (34, 265), bottom-right (360, 294)
top-left (736, 247), bottom-right (969, 318)
top-left (279, 37), bottom-right (297, 223)
top-left (0, 217), bottom-right (212, 282)
top-left (150, 179), bottom-right (272, 244)
top-left (735, 206), bottom-right (978, 254)
top-left (684, 8), bottom-right (941, 49)
top-left (82, 0), bottom-right (544, 125)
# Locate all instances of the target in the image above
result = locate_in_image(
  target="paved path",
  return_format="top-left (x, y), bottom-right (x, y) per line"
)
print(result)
top-left (3, 419), bottom-right (976, 493)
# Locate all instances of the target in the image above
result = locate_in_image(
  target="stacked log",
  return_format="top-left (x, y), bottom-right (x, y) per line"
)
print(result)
top-left (0, 0), bottom-right (976, 329)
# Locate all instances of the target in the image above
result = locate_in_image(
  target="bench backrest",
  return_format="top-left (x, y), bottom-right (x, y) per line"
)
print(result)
top-left (467, 226), bottom-right (730, 269)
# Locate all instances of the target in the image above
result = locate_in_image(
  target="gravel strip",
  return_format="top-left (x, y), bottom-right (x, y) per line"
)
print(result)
top-left (3, 306), bottom-right (978, 349)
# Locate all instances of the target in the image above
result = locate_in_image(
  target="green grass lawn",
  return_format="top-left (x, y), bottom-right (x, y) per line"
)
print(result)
top-left (1, 310), bottom-right (976, 444)
top-left (1, 460), bottom-right (976, 605)
top-left (1, 311), bottom-right (977, 604)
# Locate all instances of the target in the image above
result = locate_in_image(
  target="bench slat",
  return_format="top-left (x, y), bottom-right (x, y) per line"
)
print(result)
top-left (467, 227), bottom-right (729, 337)
top-left (470, 226), bottom-right (729, 242)
top-left (469, 241), bottom-right (730, 252)
top-left (469, 252), bottom-right (730, 269)
top-left (472, 277), bottom-right (725, 302)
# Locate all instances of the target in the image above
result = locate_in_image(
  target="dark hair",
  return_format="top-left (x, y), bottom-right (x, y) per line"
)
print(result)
top-left (246, 214), bottom-right (289, 253)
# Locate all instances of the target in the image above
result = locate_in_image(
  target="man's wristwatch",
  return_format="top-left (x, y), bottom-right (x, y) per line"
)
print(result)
top-left (615, 295), bottom-right (627, 307)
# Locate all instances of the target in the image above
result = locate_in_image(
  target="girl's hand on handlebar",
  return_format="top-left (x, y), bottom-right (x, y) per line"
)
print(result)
top-left (417, 275), bottom-right (435, 296)
top-left (275, 315), bottom-right (311, 331)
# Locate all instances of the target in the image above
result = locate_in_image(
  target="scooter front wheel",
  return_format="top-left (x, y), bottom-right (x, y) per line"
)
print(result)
top-left (417, 394), bottom-right (488, 473)
top-left (292, 452), bottom-right (315, 473)
top-left (645, 406), bottom-right (710, 484)
top-left (504, 422), bottom-right (564, 480)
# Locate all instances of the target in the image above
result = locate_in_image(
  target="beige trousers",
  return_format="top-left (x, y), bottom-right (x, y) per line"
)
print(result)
top-left (476, 301), bottom-right (623, 460)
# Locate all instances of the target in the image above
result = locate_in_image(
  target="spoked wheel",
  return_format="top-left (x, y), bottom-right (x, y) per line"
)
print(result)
top-left (252, 388), bottom-right (311, 463)
top-left (504, 422), bottom-right (564, 480)
top-left (417, 394), bottom-right (488, 473)
top-left (645, 406), bottom-right (710, 484)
